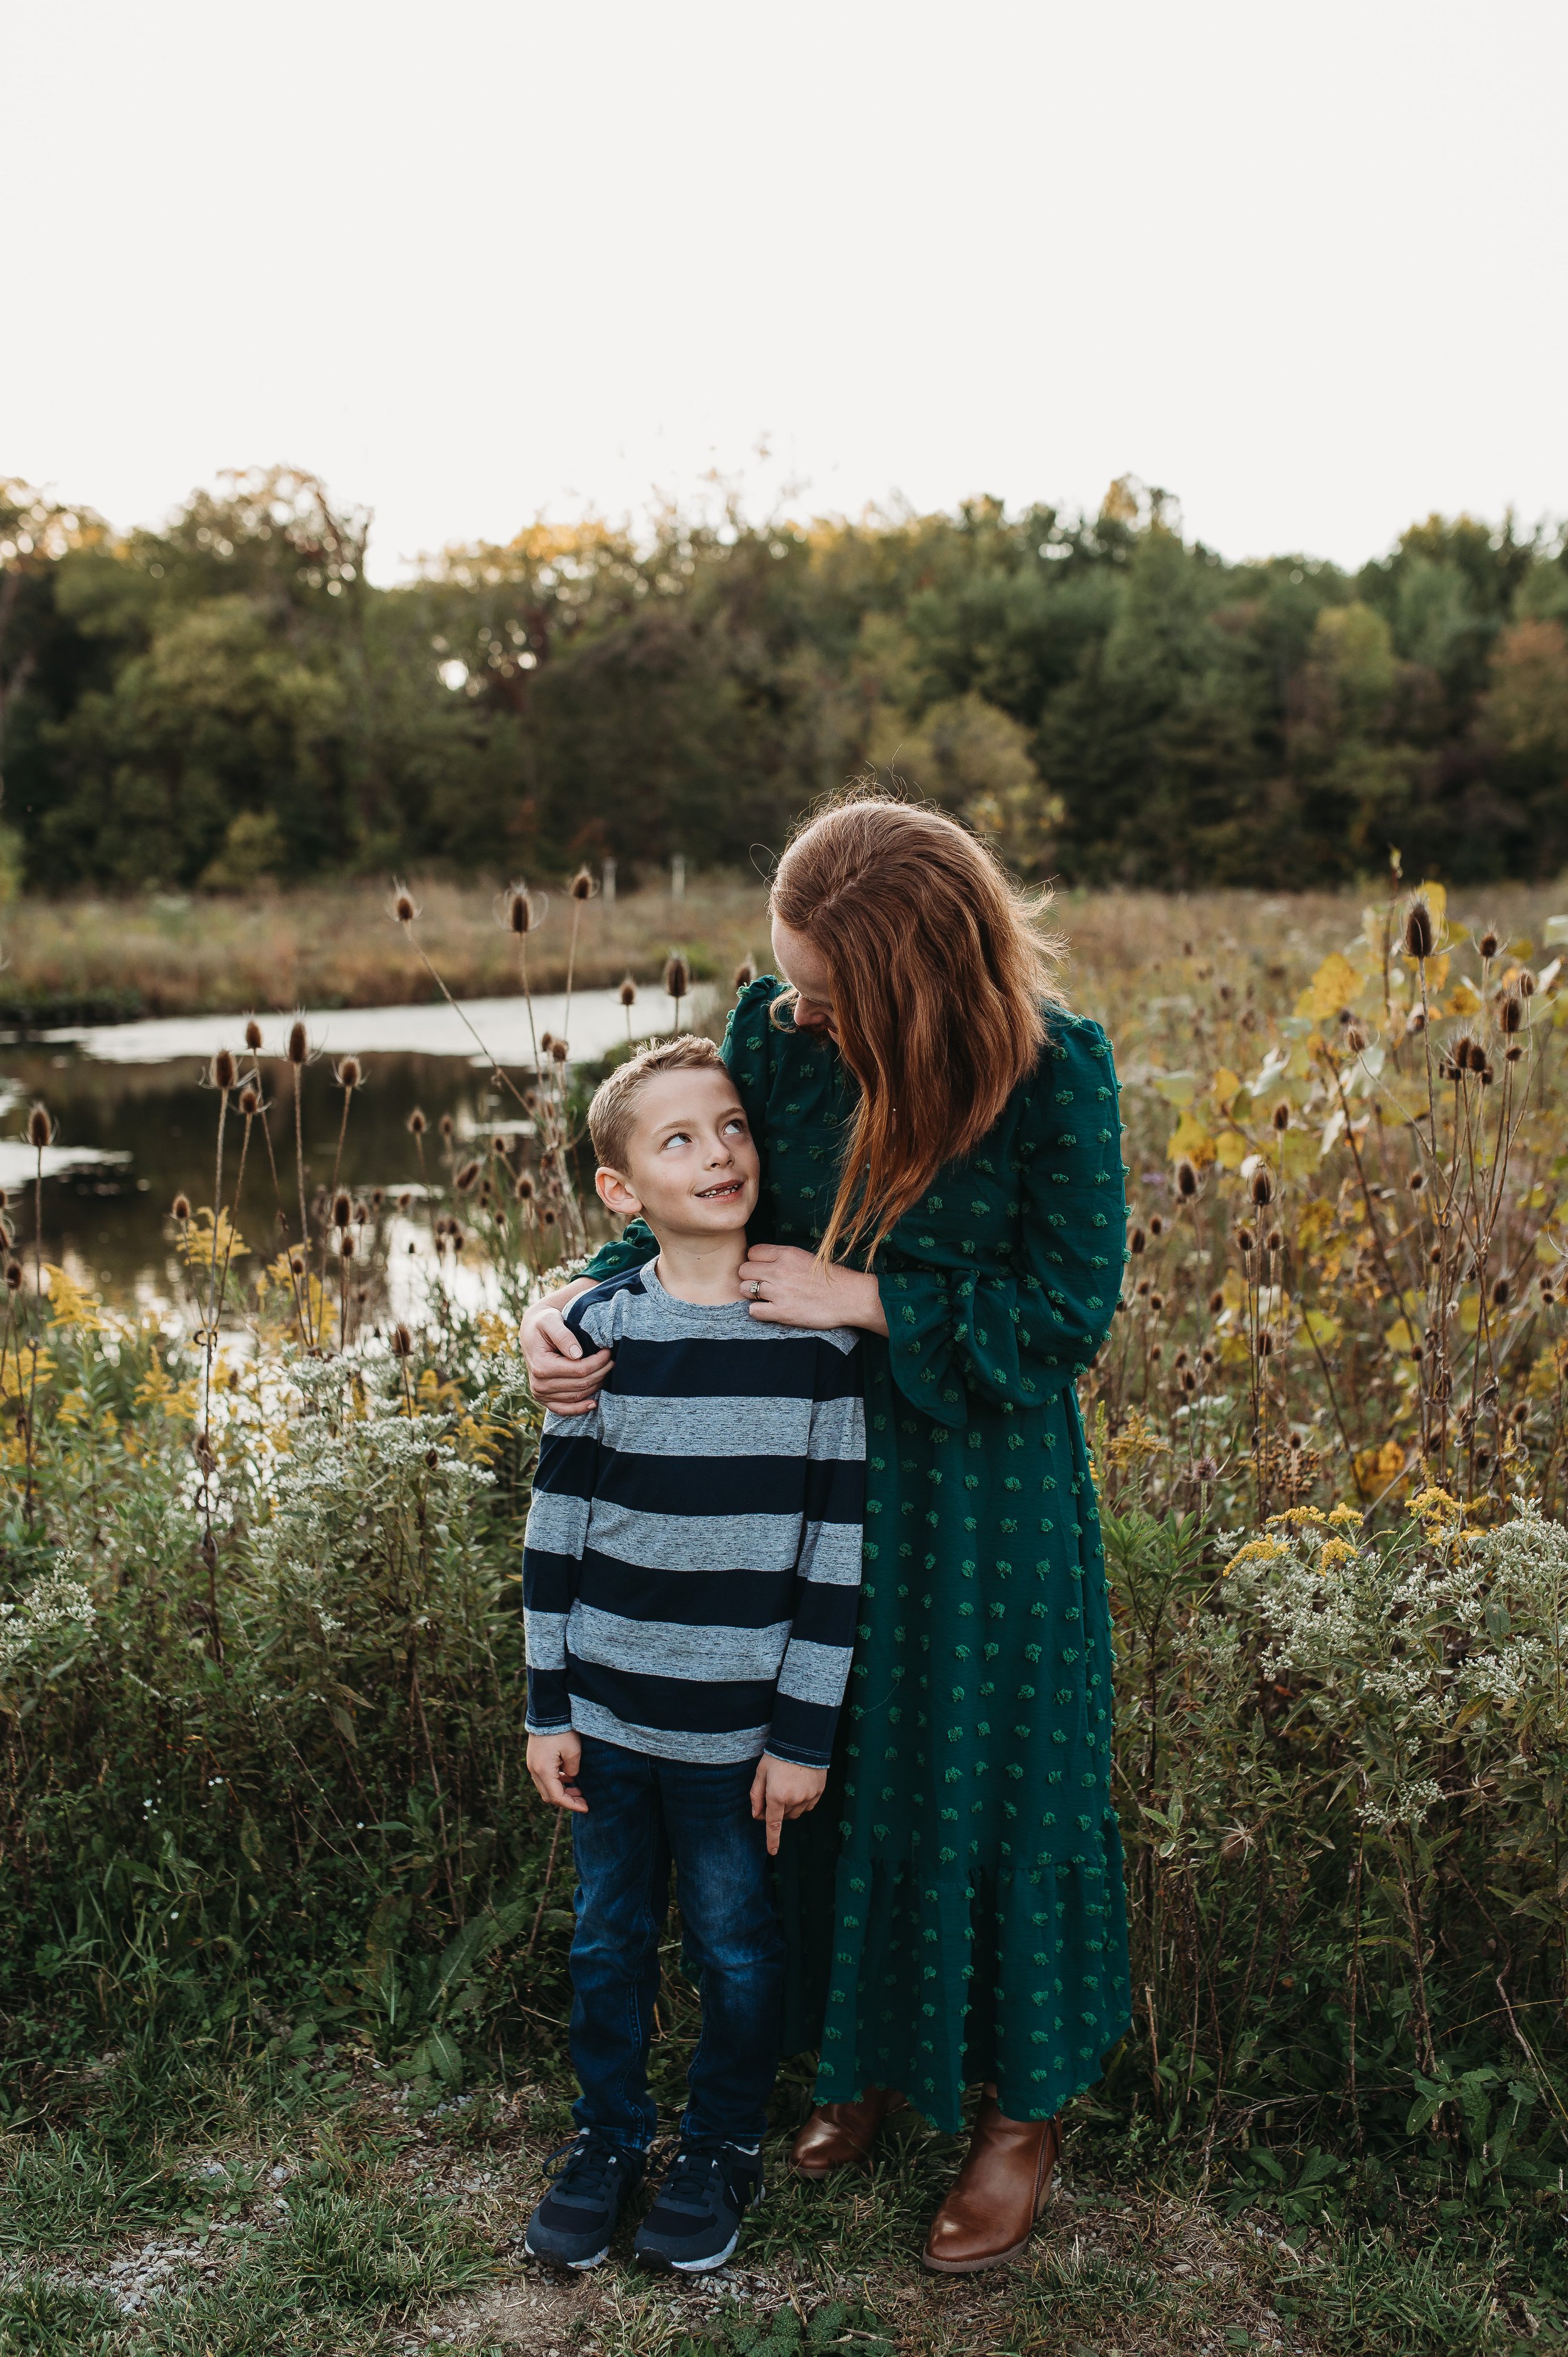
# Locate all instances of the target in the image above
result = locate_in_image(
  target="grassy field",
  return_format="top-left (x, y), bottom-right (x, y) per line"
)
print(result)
top-left (9, 867), bottom-right (1568, 2354)
top-left (2, 2051), bottom-right (1551, 2357)
top-left (3, 869), bottom-right (1563, 1026)
top-left (0, 877), bottom-right (774, 1022)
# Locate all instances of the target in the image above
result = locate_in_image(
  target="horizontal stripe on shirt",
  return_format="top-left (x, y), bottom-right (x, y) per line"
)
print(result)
top-left (522, 1262), bottom-right (865, 1768)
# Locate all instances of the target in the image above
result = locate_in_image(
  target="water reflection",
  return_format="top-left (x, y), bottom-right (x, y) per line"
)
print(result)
top-left (0, 991), bottom-right (674, 1315)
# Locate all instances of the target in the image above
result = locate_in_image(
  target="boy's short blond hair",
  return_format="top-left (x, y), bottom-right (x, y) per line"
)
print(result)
top-left (588, 1035), bottom-right (729, 1174)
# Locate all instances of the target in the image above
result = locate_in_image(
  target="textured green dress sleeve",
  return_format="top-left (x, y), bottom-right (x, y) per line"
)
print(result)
top-left (578, 976), bottom-right (783, 1284)
top-left (880, 1016), bottom-right (1124, 1422)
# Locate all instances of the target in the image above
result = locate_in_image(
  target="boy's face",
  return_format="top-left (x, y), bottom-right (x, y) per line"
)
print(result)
top-left (596, 1067), bottom-right (760, 1237)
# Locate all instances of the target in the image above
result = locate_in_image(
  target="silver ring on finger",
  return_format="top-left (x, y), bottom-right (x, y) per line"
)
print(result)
top-left (748, 1278), bottom-right (764, 1300)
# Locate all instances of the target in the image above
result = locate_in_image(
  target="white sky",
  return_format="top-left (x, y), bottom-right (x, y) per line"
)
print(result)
top-left (6, 0), bottom-right (1566, 584)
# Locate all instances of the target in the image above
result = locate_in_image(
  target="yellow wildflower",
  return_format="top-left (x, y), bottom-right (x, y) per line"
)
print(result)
top-left (1224, 1535), bottom-right (1289, 1577)
top-left (1268, 1506), bottom-right (1328, 1530)
top-left (1318, 1537), bottom-right (1359, 1573)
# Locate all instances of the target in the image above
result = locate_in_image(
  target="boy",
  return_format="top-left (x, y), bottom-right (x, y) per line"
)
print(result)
top-left (521, 1035), bottom-right (865, 2274)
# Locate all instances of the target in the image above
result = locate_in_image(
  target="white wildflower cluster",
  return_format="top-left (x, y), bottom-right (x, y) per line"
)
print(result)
top-left (1218, 1496), bottom-right (1568, 1834)
top-left (0, 1552), bottom-right (97, 1673)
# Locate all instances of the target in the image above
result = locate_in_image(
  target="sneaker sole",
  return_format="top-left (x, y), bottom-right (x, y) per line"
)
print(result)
top-left (524, 2236), bottom-right (611, 2270)
top-left (635, 2227), bottom-right (740, 2274)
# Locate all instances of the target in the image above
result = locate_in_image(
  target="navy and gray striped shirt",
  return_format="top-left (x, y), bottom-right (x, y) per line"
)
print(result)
top-left (522, 1263), bottom-right (866, 1767)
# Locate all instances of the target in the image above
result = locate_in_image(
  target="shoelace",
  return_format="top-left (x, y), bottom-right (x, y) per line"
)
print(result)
top-left (542, 2133), bottom-right (627, 2202)
top-left (653, 2139), bottom-right (733, 2214)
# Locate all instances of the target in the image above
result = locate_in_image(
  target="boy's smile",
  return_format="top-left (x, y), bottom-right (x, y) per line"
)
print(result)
top-left (595, 1066), bottom-right (760, 1297)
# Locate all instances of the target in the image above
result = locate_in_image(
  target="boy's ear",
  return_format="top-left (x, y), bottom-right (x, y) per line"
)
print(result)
top-left (596, 1164), bottom-right (642, 1220)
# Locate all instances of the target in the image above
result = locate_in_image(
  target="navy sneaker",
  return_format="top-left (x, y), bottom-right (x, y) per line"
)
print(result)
top-left (524, 2131), bottom-right (645, 2269)
top-left (633, 2136), bottom-right (763, 2272)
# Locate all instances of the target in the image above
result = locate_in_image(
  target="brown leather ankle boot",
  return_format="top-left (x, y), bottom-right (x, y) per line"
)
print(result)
top-left (789, 2085), bottom-right (908, 2178)
top-left (921, 2087), bottom-right (1061, 2273)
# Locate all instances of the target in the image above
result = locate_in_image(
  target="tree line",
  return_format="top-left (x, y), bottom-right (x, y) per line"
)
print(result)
top-left (2, 466), bottom-right (1566, 895)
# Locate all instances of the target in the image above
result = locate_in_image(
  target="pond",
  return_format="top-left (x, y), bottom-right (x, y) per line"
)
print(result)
top-left (0, 984), bottom-right (711, 1319)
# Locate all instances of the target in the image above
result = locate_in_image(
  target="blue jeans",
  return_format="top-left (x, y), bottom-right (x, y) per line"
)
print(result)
top-left (567, 1734), bottom-right (785, 2149)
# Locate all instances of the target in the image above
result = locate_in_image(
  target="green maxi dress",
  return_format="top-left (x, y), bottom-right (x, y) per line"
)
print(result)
top-left (580, 977), bottom-right (1131, 2131)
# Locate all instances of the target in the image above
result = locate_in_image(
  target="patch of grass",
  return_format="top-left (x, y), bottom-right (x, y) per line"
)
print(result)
top-left (0, 2134), bottom-right (199, 2256)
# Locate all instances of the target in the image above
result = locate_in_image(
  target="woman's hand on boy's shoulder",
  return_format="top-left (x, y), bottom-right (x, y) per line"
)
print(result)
top-left (749, 1753), bottom-right (827, 1856)
top-left (527, 1730), bottom-right (588, 1812)
top-left (738, 1244), bottom-right (887, 1338)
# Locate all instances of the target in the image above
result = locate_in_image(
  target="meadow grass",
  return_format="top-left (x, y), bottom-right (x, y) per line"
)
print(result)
top-left (6, 869), bottom-right (1568, 2349)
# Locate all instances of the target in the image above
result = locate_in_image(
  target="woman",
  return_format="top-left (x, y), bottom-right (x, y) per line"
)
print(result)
top-left (522, 798), bottom-right (1130, 2271)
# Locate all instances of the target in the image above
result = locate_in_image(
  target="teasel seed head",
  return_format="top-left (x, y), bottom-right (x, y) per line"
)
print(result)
top-left (287, 1019), bottom-right (309, 1066)
top-left (394, 888), bottom-right (417, 926)
top-left (508, 886), bottom-right (534, 936)
top-left (4, 1260), bottom-right (21, 1292)
top-left (1128, 1225), bottom-right (1146, 1255)
top-left (351, 1200), bottom-right (369, 1226)
top-left (289, 1250), bottom-right (305, 1276)
top-left (1237, 1224), bottom-right (1256, 1253)
top-left (1256, 1329), bottom-right (1274, 1358)
top-left (1175, 1158), bottom-right (1198, 1199)
top-left (26, 1103), bottom-right (51, 1151)
top-left (1136, 1277), bottom-right (1151, 1298)
top-left (1150, 1290), bottom-right (1165, 1314)
top-left (334, 1055), bottom-right (363, 1092)
top-left (1345, 1023), bottom-right (1369, 1052)
top-left (619, 974), bottom-right (637, 1008)
top-left (332, 1191), bottom-right (352, 1230)
top-left (438, 1113), bottom-right (455, 1142)
top-left (541, 1206), bottom-right (558, 1230)
top-left (514, 1170), bottom-right (536, 1203)
top-left (1148, 1213), bottom-right (1165, 1237)
top-left (1181, 1366), bottom-right (1199, 1394)
top-left (1540, 1274), bottom-right (1555, 1305)
top-left (1500, 992), bottom-right (1523, 1035)
top-left (407, 1107), bottom-right (427, 1137)
top-left (211, 1050), bottom-right (236, 1093)
top-left (1519, 969), bottom-right (1537, 999)
top-left (397, 1191), bottom-right (411, 1213)
top-left (245, 1018), bottom-right (263, 1053)
top-left (523, 1089), bottom-right (538, 1112)
top-left (370, 1187), bottom-right (384, 1211)
top-left (1480, 1060), bottom-right (1495, 1086)
top-left (1148, 1341), bottom-right (1163, 1363)
top-left (664, 952), bottom-right (690, 999)
top-left (1207, 1290), bottom-right (1224, 1315)
top-left (1513, 1398), bottom-right (1530, 1426)
top-left (550, 1037), bottom-right (568, 1065)
top-left (1407, 1007), bottom-right (1426, 1035)
top-left (1478, 928), bottom-right (1500, 959)
top-left (455, 1159), bottom-right (480, 1193)
top-left (1200, 1343), bottom-right (1217, 1366)
top-left (238, 1084), bottom-right (260, 1117)
top-left (172, 1193), bottom-right (191, 1222)
top-left (570, 865), bottom-right (594, 902)
top-left (391, 1322), bottom-right (413, 1356)
top-left (1250, 1166), bottom-right (1274, 1207)
top-left (733, 957), bottom-right (756, 994)
top-left (449, 1226), bottom-right (464, 1254)
top-left (1266, 1226), bottom-right (1283, 1254)
top-left (1404, 898), bottom-right (1436, 960)
top-left (1409, 1169), bottom-right (1426, 1192)
top-left (1507, 1043), bottom-right (1523, 1063)
top-left (1491, 1275), bottom-right (1511, 1307)
top-left (1271, 1100), bottom-right (1291, 1132)
top-left (339, 1230), bottom-right (356, 1259)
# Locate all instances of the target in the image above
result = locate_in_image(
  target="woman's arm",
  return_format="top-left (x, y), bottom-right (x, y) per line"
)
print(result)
top-left (521, 1278), bottom-right (609, 1415)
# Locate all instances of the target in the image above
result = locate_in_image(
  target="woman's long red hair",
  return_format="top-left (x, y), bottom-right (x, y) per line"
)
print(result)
top-left (771, 795), bottom-right (1063, 1265)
